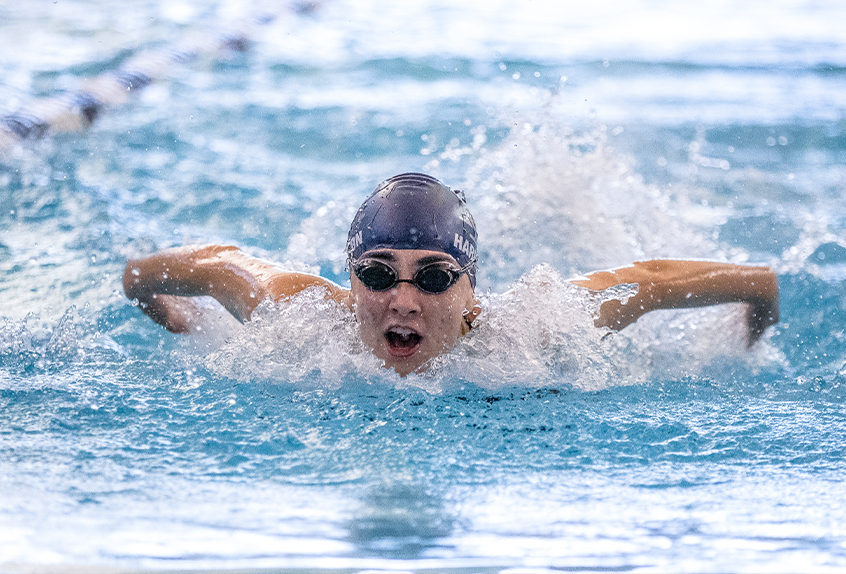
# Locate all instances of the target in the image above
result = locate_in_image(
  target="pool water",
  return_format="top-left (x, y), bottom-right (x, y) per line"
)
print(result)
top-left (1, 0), bottom-right (845, 571)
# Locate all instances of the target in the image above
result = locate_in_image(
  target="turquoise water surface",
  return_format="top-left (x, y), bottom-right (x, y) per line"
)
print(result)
top-left (1, 0), bottom-right (845, 571)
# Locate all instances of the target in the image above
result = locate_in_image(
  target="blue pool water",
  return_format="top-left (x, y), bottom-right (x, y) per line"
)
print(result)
top-left (1, 0), bottom-right (845, 571)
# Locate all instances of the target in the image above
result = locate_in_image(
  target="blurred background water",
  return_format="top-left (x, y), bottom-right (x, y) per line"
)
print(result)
top-left (1, 0), bottom-right (845, 571)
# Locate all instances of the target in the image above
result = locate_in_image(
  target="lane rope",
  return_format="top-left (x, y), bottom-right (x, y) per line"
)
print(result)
top-left (0, 2), bottom-right (321, 155)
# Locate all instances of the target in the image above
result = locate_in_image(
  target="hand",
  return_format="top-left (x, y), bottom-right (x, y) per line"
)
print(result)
top-left (137, 294), bottom-right (207, 333)
top-left (746, 297), bottom-right (779, 347)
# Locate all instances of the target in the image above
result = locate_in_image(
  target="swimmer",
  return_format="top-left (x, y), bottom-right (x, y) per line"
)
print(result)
top-left (123, 172), bottom-right (779, 375)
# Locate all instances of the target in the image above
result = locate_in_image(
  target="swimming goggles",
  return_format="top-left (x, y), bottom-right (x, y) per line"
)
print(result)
top-left (351, 259), bottom-right (473, 294)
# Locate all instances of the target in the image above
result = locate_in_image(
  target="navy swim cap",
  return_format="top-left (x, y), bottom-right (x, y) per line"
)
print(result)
top-left (346, 173), bottom-right (478, 287)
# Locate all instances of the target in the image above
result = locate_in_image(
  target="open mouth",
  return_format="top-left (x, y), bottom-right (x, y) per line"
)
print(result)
top-left (384, 327), bottom-right (422, 358)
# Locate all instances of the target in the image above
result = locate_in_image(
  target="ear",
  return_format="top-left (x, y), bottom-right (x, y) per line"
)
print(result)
top-left (463, 298), bottom-right (483, 327)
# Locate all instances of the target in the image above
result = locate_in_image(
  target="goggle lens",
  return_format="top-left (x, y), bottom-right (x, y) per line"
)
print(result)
top-left (415, 266), bottom-right (456, 293)
top-left (355, 261), bottom-right (397, 291)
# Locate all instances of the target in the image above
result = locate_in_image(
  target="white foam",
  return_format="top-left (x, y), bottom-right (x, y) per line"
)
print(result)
top-left (202, 288), bottom-right (383, 388)
top-left (453, 116), bottom-right (730, 287)
top-left (198, 265), bottom-right (781, 392)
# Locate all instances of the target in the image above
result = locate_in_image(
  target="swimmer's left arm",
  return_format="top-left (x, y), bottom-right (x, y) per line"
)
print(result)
top-left (571, 260), bottom-right (779, 345)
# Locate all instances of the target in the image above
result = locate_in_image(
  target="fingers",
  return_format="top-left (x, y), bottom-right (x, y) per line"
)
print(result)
top-left (137, 294), bottom-right (198, 333)
top-left (595, 298), bottom-right (637, 331)
top-left (746, 301), bottom-right (779, 347)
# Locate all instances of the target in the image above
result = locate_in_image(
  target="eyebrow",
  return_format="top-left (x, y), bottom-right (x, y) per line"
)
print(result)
top-left (363, 251), bottom-right (455, 267)
top-left (416, 254), bottom-right (454, 266)
top-left (363, 250), bottom-right (397, 262)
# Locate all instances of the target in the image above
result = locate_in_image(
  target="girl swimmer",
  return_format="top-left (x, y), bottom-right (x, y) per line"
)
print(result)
top-left (123, 173), bottom-right (779, 376)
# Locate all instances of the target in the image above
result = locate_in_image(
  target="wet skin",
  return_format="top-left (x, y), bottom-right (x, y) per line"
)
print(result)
top-left (348, 248), bottom-right (477, 376)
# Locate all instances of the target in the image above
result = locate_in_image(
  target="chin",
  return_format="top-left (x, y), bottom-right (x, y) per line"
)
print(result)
top-left (383, 359), bottom-right (420, 377)
top-left (382, 352), bottom-right (430, 376)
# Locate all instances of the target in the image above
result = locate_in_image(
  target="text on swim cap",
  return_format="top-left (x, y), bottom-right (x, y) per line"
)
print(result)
top-left (347, 230), bottom-right (363, 253)
top-left (454, 233), bottom-right (476, 261)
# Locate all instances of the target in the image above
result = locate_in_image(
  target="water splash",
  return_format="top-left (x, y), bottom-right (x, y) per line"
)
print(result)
top-left (196, 264), bottom-right (780, 393)
top-left (202, 288), bottom-right (381, 387)
top-left (460, 118), bottom-right (730, 287)
top-left (427, 264), bottom-right (612, 390)
top-left (0, 305), bottom-right (128, 391)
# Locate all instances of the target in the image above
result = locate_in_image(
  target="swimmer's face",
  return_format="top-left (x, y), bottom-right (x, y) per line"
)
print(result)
top-left (349, 248), bottom-right (476, 376)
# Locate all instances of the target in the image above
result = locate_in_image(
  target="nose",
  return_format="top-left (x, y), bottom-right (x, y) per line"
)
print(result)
top-left (388, 281), bottom-right (422, 316)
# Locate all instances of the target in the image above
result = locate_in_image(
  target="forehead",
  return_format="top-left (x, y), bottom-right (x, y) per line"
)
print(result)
top-left (358, 248), bottom-right (459, 267)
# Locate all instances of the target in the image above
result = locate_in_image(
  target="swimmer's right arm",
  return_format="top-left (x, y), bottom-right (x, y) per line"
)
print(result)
top-left (123, 245), bottom-right (350, 333)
